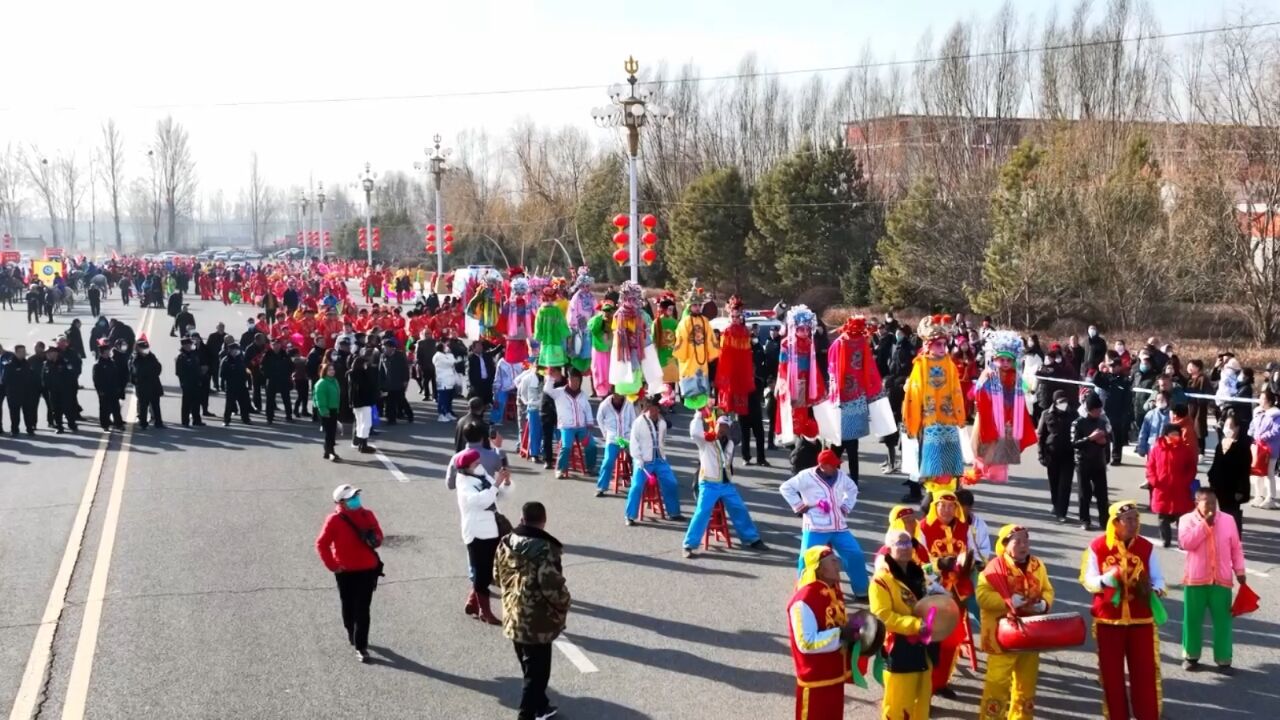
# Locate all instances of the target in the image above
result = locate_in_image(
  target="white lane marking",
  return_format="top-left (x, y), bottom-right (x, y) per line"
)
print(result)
top-left (554, 638), bottom-right (599, 673)
top-left (61, 309), bottom-right (151, 719)
top-left (375, 451), bottom-right (410, 483)
top-left (7, 433), bottom-right (111, 720)
top-left (1246, 567), bottom-right (1270, 578)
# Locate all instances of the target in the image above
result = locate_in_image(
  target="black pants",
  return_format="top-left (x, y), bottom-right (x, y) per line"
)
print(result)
top-left (466, 536), bottom-right (499, 598)
top-left (224, 389), bottom-right (252, 423)
top-left (49, 391), bottom-right (76, 431)
top-left (334, 569), bottom-right (379, 653)
top-left (27, 304), bottom-right (41, 323)
top-left (7, 396), bottom-right (37, 433)
top-left (98, 393), bottom-right (123, 430)
top-left (541, 411), bottom-right (556, 464)
top-left (740, 413), bottom-right (766, 464)
top-left (513, 641), bottom-right (553, 720)
top-left (137, 394), bottom-right (162, 427)
top-left (831, 439), bottom-right (860, 484)
top-left (384, 388), bottom-right (412, 423)
top-left (180, 389), bottom-right (202, 425)
top-left (201, 372), bottom-right (213, 411)
top-left (322, 413), bottom-right (338, 455)
top-left (1109, 421), bottom-right (1129, 463)
top-left (764, 395), bottom-right (778, 447)
top-left (265, 384), bottom-right (292, 422)
top-left (1223, 504), bottom-right (1244, 539)
top-left (1046, 459), bottom-right (1075, 518)
top-left (251, 374), bottom-right (265, 410)
top-left (293, 381), bottom-right (310, 417)
top-left (1158, 513), bottom-right (1179, 545)
top-left (1078, 464), bottom-right (1109, 526)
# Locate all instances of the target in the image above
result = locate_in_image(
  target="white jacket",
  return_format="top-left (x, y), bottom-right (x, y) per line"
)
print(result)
top-left (515, 367), bottom-right (542, 408)
top-left (779, 467), bottom-right (858, 532)
top-left (494, 359), bottom-right (518, 393)
top-left (629, 414), bottom-right (669, 465)
top-left (689, 415), bottom-right (735, 481)
top-left (597, 398), bottom-right (638, 445)
top-left (543, 375), bottom-right (593, 429)
top-left (434, 350), bottom-right (460, 390)
top-left (456, 468), bottom-right (505, 543)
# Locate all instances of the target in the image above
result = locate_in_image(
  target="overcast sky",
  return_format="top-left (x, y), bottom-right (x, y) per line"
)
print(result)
top-left (1, 0), bottom-right (1250, 200)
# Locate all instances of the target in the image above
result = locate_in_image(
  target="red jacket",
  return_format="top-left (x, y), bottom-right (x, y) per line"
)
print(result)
top-left (1146, 436), bottom-right (1197, 516)
top-left (316, 507), bottom-right (384, 572)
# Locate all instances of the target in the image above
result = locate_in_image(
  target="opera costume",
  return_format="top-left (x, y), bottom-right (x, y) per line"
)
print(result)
top-left (608, 282), bottom-right (665, 398)
top-left (533, 286), bottom-right (571, 368)
top-left (977, 525), bottom-right (1055, 720)
top-left (566, 268), bottom-right (596, 374)
top-left (495, 269), bottom-right (534, 364)
top-left (464, 269), bottom-right (503, 341)
top-left (587, 302), bottom-right (616, 397)
top-left (672, 287), bottom-right (720, 410)
top-left (780, 449), bottom-right (870, 596)
top-left (787, 546), bottom-right (851, 720)
top-left (902, 314), bottom-right (967, 495)
top-left (653, 294), bottom-right (680, 384)
top-left (776, 305), bottom-right (826, 441)
top-left (825, 315), bottom-right (882, 474)
top-left (917, 490), bottom-right (973, 694)
top-left (1079, 501), bottom-right (1167, 720)
top-left (970, 331), bottom-right (1037, 483)
top-left (870, 529), bottom-right (941, 720)
top-left (715, 295), bottom-right (755, 416)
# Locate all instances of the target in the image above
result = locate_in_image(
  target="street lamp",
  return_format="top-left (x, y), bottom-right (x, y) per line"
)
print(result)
top-left (315, 182), bottom-right (326, 262)
top-left (298, 190), bottom-right (310, 263)
top-left (592, 56), bottom-right (673, 283)
top-left (359, 163), bottom-right (377, 266)
top-left (414, 134), bottom-right (452, 290)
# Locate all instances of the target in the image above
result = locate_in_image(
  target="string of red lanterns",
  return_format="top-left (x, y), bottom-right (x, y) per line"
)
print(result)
top-left (612, 213), bottom-right (659, 266)
top-left (425, 223), bottom-right (456, 255)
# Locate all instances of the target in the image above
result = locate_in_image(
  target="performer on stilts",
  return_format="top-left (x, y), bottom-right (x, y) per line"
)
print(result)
top-left (715, 295), bottom-right (755, 416)
top-left (826, 315), bottom-right (882, 484)
top-left (902, 314), bottom-right (967, 503)
top-left (673, 286), bottom-right (719, 410)
top-left (971, 331), bottom-right (1037, 483)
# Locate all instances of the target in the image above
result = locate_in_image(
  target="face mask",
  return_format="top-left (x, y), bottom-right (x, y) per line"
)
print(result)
top-left (1088, 329), bottom-right (1097, 337)
top-left (139, 349), bottom-right (150, 356)
top-left (345, 495), bottom-right (362, 510)
top-left (1055, 401), bottom-right (1068, 411)
top-left (1224, 427), bottom-right (1237, 439)
top-left (895, 334), bottom-right (904, 342)
top-left (1156, 403), bottom-right (1168, 411)
top-left (1140, 363), bottom-right (1150, 372)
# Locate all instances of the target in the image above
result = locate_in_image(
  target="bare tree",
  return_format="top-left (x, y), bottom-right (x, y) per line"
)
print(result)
top-left (247, 152), bottom-right (276, 249)
top-left (0, 144), bottom-right (24, 236)
top-left (99, 120), bottom-right (126, 251)
top-left (20, 147), bottom-right (58, 245)
top-left (154, 116), bottom-right (197, 247)
top-left (59, 154), bottom-right (85, 249)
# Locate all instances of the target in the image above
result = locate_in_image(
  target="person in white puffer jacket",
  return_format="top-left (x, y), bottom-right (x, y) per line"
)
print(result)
top-left (433, 335), bottom-right (461, 422)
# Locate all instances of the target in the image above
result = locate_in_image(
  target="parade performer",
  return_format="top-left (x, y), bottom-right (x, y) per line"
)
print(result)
top-left (787, 546), bottom-right (852, 720)
top-left (608, 281), bottom-right (665, 398)
top-left (970, 331), bottom-right (1037, 483)
top-left (496, 270), bottom-right (534, 364)
top-left (594, 391), bottom-right (636, 496)
top-left (775, 304), bottom-right (825, 442)
top-left (1080, 501), bottom-right (1167, 720)
top-left (826, 314), bottom-right (882, 476)
top-left (715, 295), bottom-right (755, 416)
top-left (625, 396), bottom-right (684, 522)
top-left (976, 524), bottom-right (1055, 719)
top-left (780, 448), bottom-right (870, 597)
top-left (653, 293), bottom-right (680, 384)
top-left (917, 490), bottom-right (972, 697)
top-left (672, 286), bottom-right (719, 409)
top-left (587, 301), bottom-right (616, 396)
top-left (1178, 488), bottom-right (1246, 674)
top-left (682, 411), bottom-right (767, 557)
top-left (871, 528), bottom-right (941, 720)
top-left (566, 268), bottom-right (595, 375)
top-left (902, 314), bottom-right (967, 498)
top-left (533, 286), bottom-right (570, 369)
top-left (874, 505), bottom-right (932, 569)
top-left (465, 269), bottom-right (503, 341)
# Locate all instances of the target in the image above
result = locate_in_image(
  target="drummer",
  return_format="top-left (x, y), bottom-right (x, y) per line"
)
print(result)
top-left (917, 490), bottom-right (973, 699)
top-left (873, 505), bottom-right (931, 571)
top-left (786, 545), bottom-right (853, 719)
top-left (870, 528), bottom-right (942, 720)
top-left (976, 524), bottom-right (1055, 719)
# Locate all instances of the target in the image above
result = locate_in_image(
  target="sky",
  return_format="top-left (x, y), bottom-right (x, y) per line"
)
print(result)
top-left (1, 0), bottom-right (1263, 204)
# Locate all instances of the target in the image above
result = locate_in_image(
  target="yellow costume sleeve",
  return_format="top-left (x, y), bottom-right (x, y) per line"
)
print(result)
top-left (975, 572), bottom-right (1009, 614)
top-left (946, 359), bottom-right (966, 425)
top-left (870, 574), bottom-right (922, 637)
top-left (902, 358), bottom-right (924, 438)
top-left (1037, 561), bottom-right (1055, 610)
top-left (706, 319), bottom-right (720, 361)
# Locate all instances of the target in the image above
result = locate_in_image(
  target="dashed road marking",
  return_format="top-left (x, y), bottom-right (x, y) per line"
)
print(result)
top-left (375, 450), bottom-right (411, 483)
top-left (555, 638), bottom-right (599, 673)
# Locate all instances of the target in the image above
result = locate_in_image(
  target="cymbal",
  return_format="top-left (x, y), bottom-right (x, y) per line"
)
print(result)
top-left (913, 594), bottom-right (961, 641)
top-left (848, 610), bottom-right (886, 656)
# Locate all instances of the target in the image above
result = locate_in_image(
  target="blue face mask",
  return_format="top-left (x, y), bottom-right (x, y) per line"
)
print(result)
top-left (344, 495), bottom-right (362, 510)
top-left (1140, 363), bottom-right (1151, 372)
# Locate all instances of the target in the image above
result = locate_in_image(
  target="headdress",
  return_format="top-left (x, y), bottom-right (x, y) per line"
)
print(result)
top-left (840, 315), bottom-right (868, 338)
top-left (887, 505), bottom-right (916, 532)
top-left (511, 276), bottom-right (530, 296)
top-left (539, 285), bottom-right (559, 302)
top-left (917, 313), bottom-right (956, 341)
top-left (658, 291), bottom-right (676, 310)
top-left (507, 266), bottom-right (526, 280)
top-left (987, 330), bottom-right (1024, 361)
top-left (797, 545), bottom-right (835, 588)
top-left (995, 524), bottom-right (1027, 554)
top-left (569, 266), bottom-right (594, 294)
top-left (1106, 500), bottom-right (1139, 549)
top-left (925, 490), bottom-right (966, 525)
top-left (787, 304), bottom-right (816, 330)
top-left (727, 295), bottom-right (745, 317)
top-left (685, 284), bottom-right (707, 308)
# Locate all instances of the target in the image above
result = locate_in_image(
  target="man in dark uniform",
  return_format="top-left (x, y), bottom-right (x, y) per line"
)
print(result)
top-left (92, 341), bottom-right (125, 431)
top-left (175, 336), bottom-right (205, 427)
top-left (26, 283), bottom-right (44, 324)
top-left (741, 333), bottom-right (769, 466)
top-left (219, 342), bottom-right (253, 426)
top-left (261, 337), bottom-right (293, 424)
top-left (380, 338), bottom-right (412, 424)
top-left (4, 345), bottom-right (39, 436)
top-left (762, 325), bottom-right (782, 450)
top-left (42, 344), bottom-right (78, 433)
top-left (173, 303), bottom-right (196, 338)
top-left (244, 333), bottom-right (268, 413)
top-left (87, 283), bottom-right (102, 318)
top-left (130, 337), bottom-right (165, 429)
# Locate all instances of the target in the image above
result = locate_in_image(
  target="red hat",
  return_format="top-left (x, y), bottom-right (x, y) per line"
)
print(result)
top-left (507, 266), bottom-right (526, 279)
top-left (817, 449), bottom-right (841, 468)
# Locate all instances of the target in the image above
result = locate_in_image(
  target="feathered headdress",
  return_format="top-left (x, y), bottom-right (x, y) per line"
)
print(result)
top-left (727, 295), bottom-right (745, 316)
top-left (685, 284), bottom-right (707, 308)
top-left (619, 280), bottom-right (644, 309)
top-left (511, 276), bottom-right (530, 296)
top-left (482, 269), bottom-right (503, 289)
top-left (787, 304), bottom-right (816, 330)
top-left (569, 266), bottom-right (594, 294)
top-left (987, 330), bottom-right (1023, 361)
top-left (917, 313), bottom-right (955, 341)
top-left (658, 291), bottom-right (677, 310)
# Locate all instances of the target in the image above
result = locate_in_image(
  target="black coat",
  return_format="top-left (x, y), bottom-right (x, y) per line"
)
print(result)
top-left (174, 311), bottom-right (195, 334)
top-left (306, 347), bottom-right (325, 382)
top-left (93, 356), bottom-right (122, 398)
top-left (1037, 407), bottom-right (1076, 464)
top-left (380, 350), bottom-right (410, 389)
top-left (167, 292), bottom-right (183, 317)
top-left (1091, 371), bottom-right (1132, 429)
top-left (348, 364), bottom-right (379, 408)
top-left (220, 354), bottom-right (250, 392)
top-left (1081, 335), bottom-right (1107, 378)
top-left (1071, 414), bottom-right (1111, 468)
top-left (42, 355), bottom-right (78, 401)
top-left (1034, 364), bottom-right (1077, 411)
top-left (3, 357), bottom-right (37, 403)
top-left (110, 351), bottom-right (130, 397)
top-left (175, 350), bottom-right (203, 391)
top-left (130, 353), bottom-right (164, 398)
top-left (1207, 437), bottom-right (1252, 510)
top-left (262, 349), bottom-right (292, 387)
top-left (107, 323), bottom-right (136, 351)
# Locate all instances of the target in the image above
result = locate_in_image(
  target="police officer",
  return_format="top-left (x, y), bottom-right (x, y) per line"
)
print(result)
top-left (175, 336), bottom-right (205, 427)
top-left (219, 342), bottom-right (253, 426)
top-left (130, 337), bottom-right (165, 429)
top-left (262, 337), bottom-right (293, 424)
top-left (93, 340), bottom-right (125, 431)
top-left (42, 344), bottom-right (78, 433)
top-left (3, 345), bottom-right (39, 436)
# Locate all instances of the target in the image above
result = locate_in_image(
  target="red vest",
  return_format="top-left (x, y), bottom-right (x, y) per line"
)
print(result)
top-left (787, 581), bottom-right (850, 688)
top-left (1088, 535), bottom-right (1155, 624)
top-left (919, 518), bottom-right (973, 598)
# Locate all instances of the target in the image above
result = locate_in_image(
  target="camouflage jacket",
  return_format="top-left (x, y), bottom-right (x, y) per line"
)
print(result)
top-left (494, 525), bottom-right (571, 644)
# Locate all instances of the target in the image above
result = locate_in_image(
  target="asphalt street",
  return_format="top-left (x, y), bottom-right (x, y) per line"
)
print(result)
top-left (1, 292), bottom-right (1277, 720)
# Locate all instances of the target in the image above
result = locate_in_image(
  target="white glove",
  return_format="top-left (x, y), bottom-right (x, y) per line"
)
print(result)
top-left (1011, 593), bottom-right (1026, 607)
top-left (1027, 600), bottom-right (1048, 614)
top-left (926, 581), bottom-right (948, 596)
top-left (1101, 569), bottom-right (1119, 589)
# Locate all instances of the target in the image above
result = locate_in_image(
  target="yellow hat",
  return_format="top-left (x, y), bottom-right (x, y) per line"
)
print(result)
top-left (888, 505), bottom-right (916, 531)
top-left (1105, 500), bottom-right (1139, 548)
top-left (995, 524), bottom-right (1027, 554)
top-left (798, 545), bottom-right (835, 588)
top-left (926, 491), bottom-right (966, 525)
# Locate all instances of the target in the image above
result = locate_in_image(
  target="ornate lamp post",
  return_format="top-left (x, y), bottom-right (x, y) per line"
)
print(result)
top-left (359, 163), bottom-right (376, 266)
top-left (414, 134), bottom-right (452, 290)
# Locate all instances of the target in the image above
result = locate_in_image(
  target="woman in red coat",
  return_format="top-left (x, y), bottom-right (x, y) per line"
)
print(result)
top-left (316, 484), bottom-right (384, 662)
top-left (1146, 423), bottom-right (1198, 548)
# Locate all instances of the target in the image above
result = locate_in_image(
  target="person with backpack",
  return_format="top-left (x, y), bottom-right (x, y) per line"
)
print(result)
top-left (316, 484), bottom-right (384, 664)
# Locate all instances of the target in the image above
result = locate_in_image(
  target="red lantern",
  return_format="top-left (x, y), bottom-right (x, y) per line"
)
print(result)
top-left (444, 244), bottom-right (453, 255)
top-left (612, 248), bottom-right (629, 265)
top-left (426, 223), bottom-right (436, 232)
top-left (427, 244), bottom-right (437, 253)
top-left (641, 214), bottom-right (657, 229)
top-left (612, 214), bottom-right (629, 228)
top-left (444, 234), bottom-right (454, 244)
top-left (612, 231), bottom-right (629, 246)
top-left (443, 224), bottom-right (454, 233)
top-left (641, 248), bottom-right (657, 265)
top-left (426, 232), bottom-right (436, 243)
top-left (641, 231), bottom-right (658, 246)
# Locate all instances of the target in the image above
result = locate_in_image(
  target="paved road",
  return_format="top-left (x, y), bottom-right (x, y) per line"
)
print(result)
top-left (1, 291), bottom-right (1275, 719)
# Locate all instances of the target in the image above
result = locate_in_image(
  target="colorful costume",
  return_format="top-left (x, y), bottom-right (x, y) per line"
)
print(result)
top-left (566, 268), bottom-right (595, 374)
top-left (653, 294), bottom-right (680, 384)
top-left (870, 540), bottom-right (938, 720)
top-left (533, 287), bottom-right (570, 368)
top-left (464, 269), bottom-right (503, 341)
top-left (496, 271), bottom-right (534, 364)
top-left (776, 305), bottom-right (826, 441)
top-left (672, 287), bottom-right (720, 410)
top-left (917, 491), bottom-right (972, 693)
top-left (715, 295), bottom-right (755, 416)
top-left (608, 282), bottom-right (665, 398)
top-left (787, 546), bottom-right (850, 720)
top-left (1079, 501), bottom-right (1166, 720)
top-left (970, 331), bottom-right (1037, 483)
top-left (826, 315), bottom-right (882, 443)
top-left (977, 525), bottom-right (1055, 720)
top-left (779, 449), bottom-right (870, 595)
top-left (902, 314), bottom-right (967, 490)
top-left (587, 305), bottom-right (615, 396)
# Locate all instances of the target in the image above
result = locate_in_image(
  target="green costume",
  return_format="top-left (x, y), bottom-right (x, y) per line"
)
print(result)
top-left (534, 303), bottom-right (570, 368)
top-left (1182, 584), bottom-right (1234, 665)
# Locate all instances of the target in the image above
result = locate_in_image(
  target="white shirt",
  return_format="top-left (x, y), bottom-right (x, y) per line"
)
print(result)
top-left (629, 414), bottom-right (669, 465)
top-left (494, 359), bottom-right (517, 393)
top-left (1082, 539), bottom-right (1167, 593)
top-left (455, 469), bottom-right (505, 543)
top-left (597, 397), bottom-right (638, 445)
top-left (778, 467), bottom-right (858, 532)
top-left (543, 375), bottom-right (594, 429)
top-left (433, 350), bottom-right (459, 389)
top-left (689, 415), bottom-right (735, 482)
top-left (968, 513), bottom-right (993, 562)
top-left (515, 367), bottom-right (542, 407)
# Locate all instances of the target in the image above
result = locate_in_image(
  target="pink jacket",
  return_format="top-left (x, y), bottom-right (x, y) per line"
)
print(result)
top-left (1177, 511), bottom-right (1245, 588)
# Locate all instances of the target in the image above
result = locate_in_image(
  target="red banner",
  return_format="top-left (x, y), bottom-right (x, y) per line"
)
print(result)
top-left (0, 251), bottom-right (19, 264)
top-left (43, 247), bottom-right (64, 259)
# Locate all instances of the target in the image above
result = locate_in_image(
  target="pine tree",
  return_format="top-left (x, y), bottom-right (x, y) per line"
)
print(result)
top-left (668, 167), bottom-right (752, 293)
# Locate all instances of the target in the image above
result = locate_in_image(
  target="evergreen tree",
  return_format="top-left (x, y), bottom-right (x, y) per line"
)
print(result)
top-left (668, 167), bottom-right (752, 294)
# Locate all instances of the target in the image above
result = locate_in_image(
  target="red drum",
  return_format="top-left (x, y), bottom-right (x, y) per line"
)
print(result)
top-left (996, 612), bottom-right (1086, 652)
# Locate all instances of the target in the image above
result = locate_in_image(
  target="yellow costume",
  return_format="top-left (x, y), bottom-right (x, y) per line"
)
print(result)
top-left (672, 305), bottom-right (719, 409)
top-left (976, 525), bottom-right (1055, 720)
top-left (870, 563), bottom-right (932, 720)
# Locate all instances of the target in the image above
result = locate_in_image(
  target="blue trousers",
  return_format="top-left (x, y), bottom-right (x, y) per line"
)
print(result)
top-left (490, 389), bottom-right (510, 424)
top-left (556, 427), bottom-right (598, 472)
top-left (597, 441), bottom-right (624, 491)
top-left (437, 387), bottom-right (453, 417)
top-left (797, 528), bottom-right (869, 595)
top-left (525, 409), bottom-right (542, 458)
top-left (625, 459), bottom-right (681, 519)
top-left (682, 481), bottom-right (761, 548)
